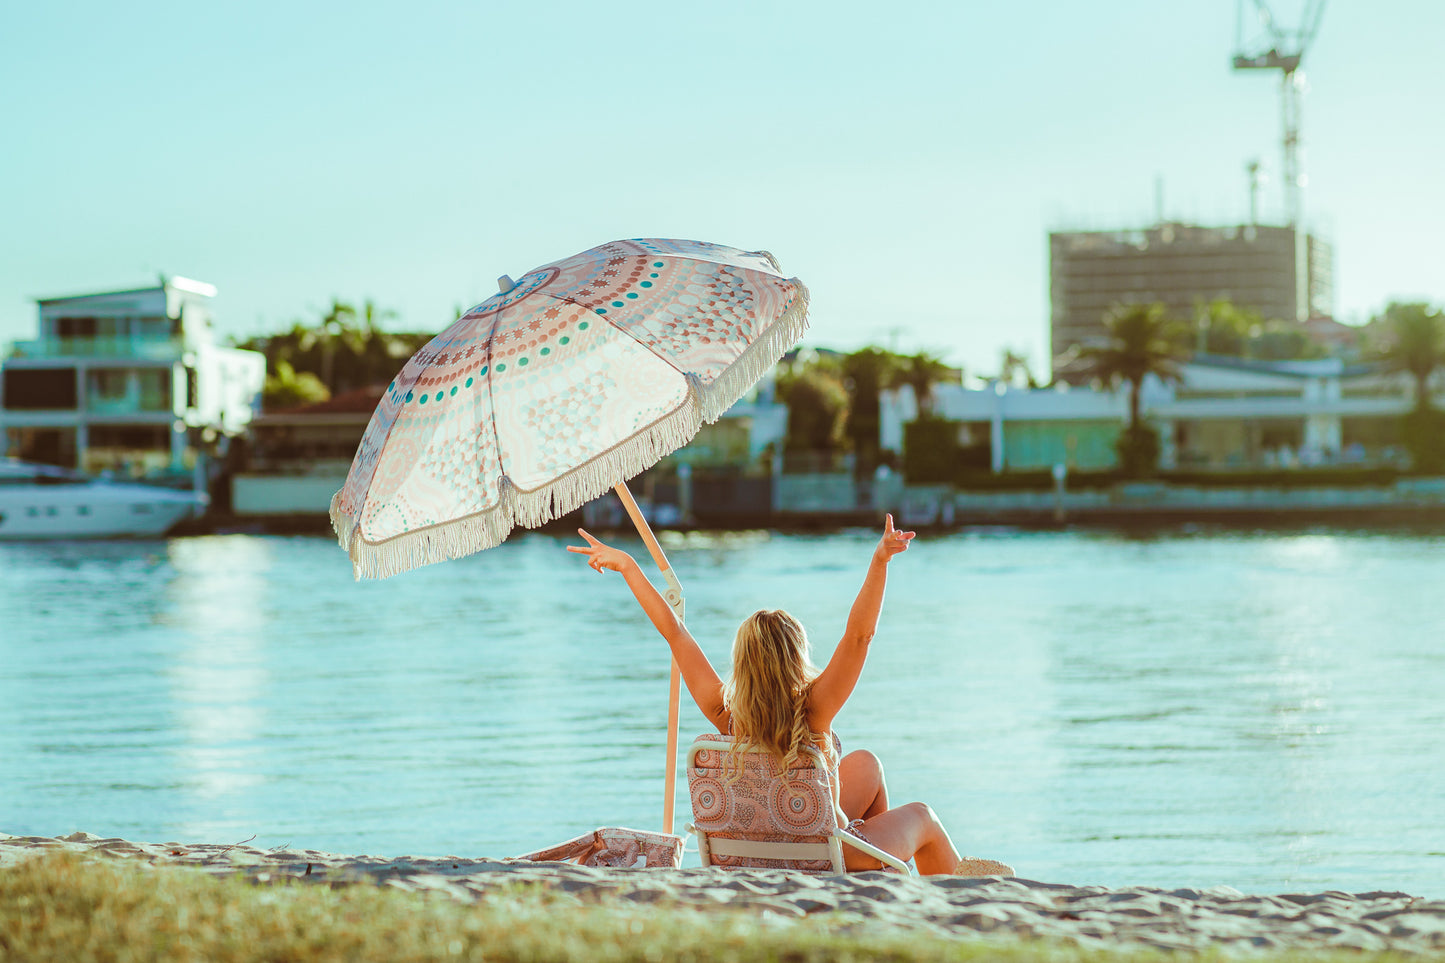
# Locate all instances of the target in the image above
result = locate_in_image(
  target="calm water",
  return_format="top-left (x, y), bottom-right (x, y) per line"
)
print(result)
top-left (1, 527), bottom-right (1442, 895)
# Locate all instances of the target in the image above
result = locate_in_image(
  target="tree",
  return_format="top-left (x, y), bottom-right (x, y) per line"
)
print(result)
top-left (236, 299), bottom-right (431, 396)
top-left (1371, 301), bottom-right (1445, 473)
top-left (1082, 303), bottom-right (1189, 476)
top-left (1250, 319), bottom-right (1326, 361)
top-left (775, 368), bottom-right (848, 452)
top-left (996, 348), bottom-right (1039, 388)
top-left (1371, 302), bottom-right (1445, 412)
top-left (1195, 299), bottom-right (1255, 357)
top-left (262, 360), bottom-right (331, 409)
top-left (841, 348), bottom-right (899, 475)
top-left (894, 351), bottom-right (955, 415)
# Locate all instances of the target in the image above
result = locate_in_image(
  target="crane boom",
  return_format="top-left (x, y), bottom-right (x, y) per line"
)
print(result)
top-left (1232, 0), bottom-right (1327, 320)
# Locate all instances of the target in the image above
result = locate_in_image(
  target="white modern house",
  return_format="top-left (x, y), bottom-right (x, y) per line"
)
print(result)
top-left (1, 277), bottom-right (265, 477)
top-left (881, 354), bottom-right (1435, 474)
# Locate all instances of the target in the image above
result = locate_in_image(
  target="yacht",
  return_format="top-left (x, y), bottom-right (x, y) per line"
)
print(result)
top-left (0, 459), bottom-right (207, 539)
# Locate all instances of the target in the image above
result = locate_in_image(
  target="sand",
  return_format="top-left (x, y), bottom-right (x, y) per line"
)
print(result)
top-left (3, 832), bottom-right (1443, 954)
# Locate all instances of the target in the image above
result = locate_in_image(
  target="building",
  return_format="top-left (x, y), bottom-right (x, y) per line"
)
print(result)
top-left (231, 385), bottom-right (382, 517)
top-left (1050, 223), bottom-right (1333, 378)
top-left (1, 277), bottom-right (265, 476)
top-left (881, 355), bottom-right (1428, 474)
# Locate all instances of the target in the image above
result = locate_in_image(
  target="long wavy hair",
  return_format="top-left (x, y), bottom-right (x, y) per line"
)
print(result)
top-left (721, 609), bottom-right (823, 777)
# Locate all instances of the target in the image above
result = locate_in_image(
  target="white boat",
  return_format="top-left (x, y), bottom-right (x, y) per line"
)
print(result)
top-left (0, 459), bottom-right (207, 539)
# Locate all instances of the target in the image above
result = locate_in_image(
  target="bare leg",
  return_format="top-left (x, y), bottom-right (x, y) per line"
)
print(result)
top-left (837, 750), bottom-right (889, 821)
top-left (842, 801), bottom-right (961, 875)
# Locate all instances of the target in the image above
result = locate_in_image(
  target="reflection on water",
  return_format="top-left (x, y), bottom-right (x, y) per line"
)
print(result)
top-left (1, 527), bottom-right (1442, 895)
top-left (166, 538), bottom-right (271, 837)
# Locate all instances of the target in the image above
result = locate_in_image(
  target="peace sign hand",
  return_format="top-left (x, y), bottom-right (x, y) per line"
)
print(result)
top-left (874, 513), bottom-right (916, 563)
top-left (566, 528), bottom-right (637, 575)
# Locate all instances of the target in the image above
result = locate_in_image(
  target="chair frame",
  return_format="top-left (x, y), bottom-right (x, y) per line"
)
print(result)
top-left (685, 736), bottom-right (911, 875)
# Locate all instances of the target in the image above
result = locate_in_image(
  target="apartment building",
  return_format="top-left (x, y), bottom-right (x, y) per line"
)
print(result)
top-left (1, 277), bottom-right (265, 476)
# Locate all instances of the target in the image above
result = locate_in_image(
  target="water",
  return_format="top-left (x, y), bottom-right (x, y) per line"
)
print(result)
top-left (1, 527), bottom-right (1442, 895)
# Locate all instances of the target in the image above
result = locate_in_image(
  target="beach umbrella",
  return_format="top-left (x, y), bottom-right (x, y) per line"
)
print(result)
top-left (330, 237), bottom-right (809, 832)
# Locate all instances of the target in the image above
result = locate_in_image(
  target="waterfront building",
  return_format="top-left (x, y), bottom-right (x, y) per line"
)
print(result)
top-left (1050, 223), bottom-right (1333, 379)
top-left (881, 355), bottom-right (1426, 474)
top-left (231, 385), bottom-right (381, 517)
top-left (0, 278), bottom-right (265, 476)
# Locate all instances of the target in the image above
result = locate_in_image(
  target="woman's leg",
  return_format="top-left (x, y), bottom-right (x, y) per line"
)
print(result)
top-left (837, 750), bottom-right (889, 821)
top-left (842, 801), bottom-right (961, 875)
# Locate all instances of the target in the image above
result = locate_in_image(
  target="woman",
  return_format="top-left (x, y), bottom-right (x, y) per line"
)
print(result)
top-left (567, 515), bottom-right (1013, 876)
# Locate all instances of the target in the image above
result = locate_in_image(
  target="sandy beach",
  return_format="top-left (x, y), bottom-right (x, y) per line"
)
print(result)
top-left (3, 832), bottom-right (1442, 955)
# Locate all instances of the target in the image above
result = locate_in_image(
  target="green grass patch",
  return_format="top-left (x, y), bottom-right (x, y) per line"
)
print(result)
top-left (0, 854), bottom-right (1415, 963)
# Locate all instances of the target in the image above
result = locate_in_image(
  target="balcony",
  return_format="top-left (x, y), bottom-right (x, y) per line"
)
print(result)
top-left (8, 336), bottom-right (183, 362)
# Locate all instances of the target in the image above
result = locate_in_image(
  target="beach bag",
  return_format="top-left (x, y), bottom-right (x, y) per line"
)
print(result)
top-left (513, 826), bottom-right (683, 869)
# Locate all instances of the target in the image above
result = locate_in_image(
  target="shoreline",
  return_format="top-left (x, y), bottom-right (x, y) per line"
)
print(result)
top-left (174, 506), bottom-right (1445, 540)
top-left (4, 832), bottom-right (1442, 954)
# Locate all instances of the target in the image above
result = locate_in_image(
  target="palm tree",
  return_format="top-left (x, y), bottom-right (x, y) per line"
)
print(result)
top-left (997, 348), bottom-right (1039, 388)
top-left (841, 347), bottom-right (899, 474)
top-left (1082, 303), bottom-right (1189, 475)
top-left (1371, 302), bottom-right (1445, 473)
top-left (1083, 302), bottom-right (1189, 430)
top-left (1372, 302), bottom-right (1445, 412)
top-left (895, 351), bottom-right (954, 416)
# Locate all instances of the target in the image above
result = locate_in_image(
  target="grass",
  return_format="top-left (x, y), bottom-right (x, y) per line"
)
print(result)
top-left (0, 854), bottom-right (1417, 963)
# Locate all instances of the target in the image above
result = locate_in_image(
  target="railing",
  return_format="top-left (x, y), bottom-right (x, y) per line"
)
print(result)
top-left (8, 337), bottom-right (183, 361)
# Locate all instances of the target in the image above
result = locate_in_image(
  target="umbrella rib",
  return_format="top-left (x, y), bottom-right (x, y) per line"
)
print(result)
top-left (481, 305), bottom-right (507, 486)
top-left (533, 291), bottom-right (694, 381)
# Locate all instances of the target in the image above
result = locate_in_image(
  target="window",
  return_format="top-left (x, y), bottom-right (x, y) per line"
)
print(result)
top-left (137, 370), bottom-right (171, 411)
top-left (6, 427), bottom-right (78, 467)
top-left (3, 368), bottom-right (79, 409)
top-left (55, 316), bottom-right (98, 338)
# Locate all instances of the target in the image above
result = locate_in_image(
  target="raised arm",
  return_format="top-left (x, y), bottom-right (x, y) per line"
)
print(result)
top-left (806, 514), bottom-right (915, 729)
top-left (567, 529), bottom-right (729, 729)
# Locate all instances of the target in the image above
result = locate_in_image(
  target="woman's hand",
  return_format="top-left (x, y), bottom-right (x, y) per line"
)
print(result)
top-left (873, 513), bottom-right (915, 563)
top-left (567, 528), bottom-right (637, 574)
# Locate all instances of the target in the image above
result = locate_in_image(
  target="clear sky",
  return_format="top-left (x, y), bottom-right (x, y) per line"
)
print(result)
top-left (2, 1), bottom-right (1441, 378)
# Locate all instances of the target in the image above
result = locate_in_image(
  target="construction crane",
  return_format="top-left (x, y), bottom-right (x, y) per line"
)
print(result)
top-left (1232, 0), bottom-right (1327, 319)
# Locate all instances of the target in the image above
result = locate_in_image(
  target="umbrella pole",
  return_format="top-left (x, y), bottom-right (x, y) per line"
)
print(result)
top-left (613, 481), bottom-right (684, 836)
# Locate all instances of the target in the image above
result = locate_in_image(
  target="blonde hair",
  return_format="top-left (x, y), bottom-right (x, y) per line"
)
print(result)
top-left (722, 609), bottom-right (823, 776)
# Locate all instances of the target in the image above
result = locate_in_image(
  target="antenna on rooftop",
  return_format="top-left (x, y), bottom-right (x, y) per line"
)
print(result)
top-left (1232, 0), bottom-right (1327, 318)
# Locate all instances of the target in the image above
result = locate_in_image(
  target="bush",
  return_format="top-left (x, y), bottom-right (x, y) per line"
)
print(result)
top-left (1402, 407), bottom-right (1445, 474)
top-left (902, 417), bottom-right (961, 484)
top-left (1115, 424), bottom-right (1160, 478)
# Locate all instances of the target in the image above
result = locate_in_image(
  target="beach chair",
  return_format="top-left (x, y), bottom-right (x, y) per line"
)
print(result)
top-left (685, 733), bottom-right (911, 874)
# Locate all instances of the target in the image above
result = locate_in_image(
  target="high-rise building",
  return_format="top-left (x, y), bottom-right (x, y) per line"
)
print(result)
top-left (1050, 223), bottom-right (1333, 379)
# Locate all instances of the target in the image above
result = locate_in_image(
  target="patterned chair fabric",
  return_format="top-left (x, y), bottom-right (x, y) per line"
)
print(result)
top-left (687, 732), bottom-right (838, 872)
top-left (513, 826), bottom-right (684, 868)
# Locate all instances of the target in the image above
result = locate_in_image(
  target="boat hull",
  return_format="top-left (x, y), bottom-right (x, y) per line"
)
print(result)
top-left (0, 469), bottom-right (206, 539)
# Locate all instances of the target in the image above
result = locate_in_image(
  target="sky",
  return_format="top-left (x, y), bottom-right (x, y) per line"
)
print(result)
top-left (2, 1), bottom-right (1442, 379)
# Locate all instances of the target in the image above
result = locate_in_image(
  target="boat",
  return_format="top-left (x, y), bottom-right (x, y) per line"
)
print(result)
top-left (0, 459), bottom-right (207, 539)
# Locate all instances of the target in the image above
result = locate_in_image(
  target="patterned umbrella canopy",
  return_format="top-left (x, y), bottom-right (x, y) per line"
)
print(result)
top-left (331, 238), bottom-right (809, 580)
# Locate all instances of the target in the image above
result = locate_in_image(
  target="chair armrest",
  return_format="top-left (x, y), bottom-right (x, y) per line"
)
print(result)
top-left (834, 828), bottom-right (912, 875)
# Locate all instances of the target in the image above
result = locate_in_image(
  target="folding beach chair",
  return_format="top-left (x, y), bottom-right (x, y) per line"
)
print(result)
top-left (685, 732), bottom-right (911, 874)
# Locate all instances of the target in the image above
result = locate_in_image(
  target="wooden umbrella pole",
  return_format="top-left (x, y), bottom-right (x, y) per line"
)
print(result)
top-left (613, 481), bottom-right (683, 836)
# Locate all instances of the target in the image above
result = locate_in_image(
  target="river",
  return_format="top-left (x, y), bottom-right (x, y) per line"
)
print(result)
top-left (1, 526), bottom-right (1441, 894)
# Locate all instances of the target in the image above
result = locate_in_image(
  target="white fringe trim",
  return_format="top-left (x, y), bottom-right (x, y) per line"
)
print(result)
top-left (331, 276), bottom-right (810, 580)
top-left (696, 278), bottom-right (809, 423)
